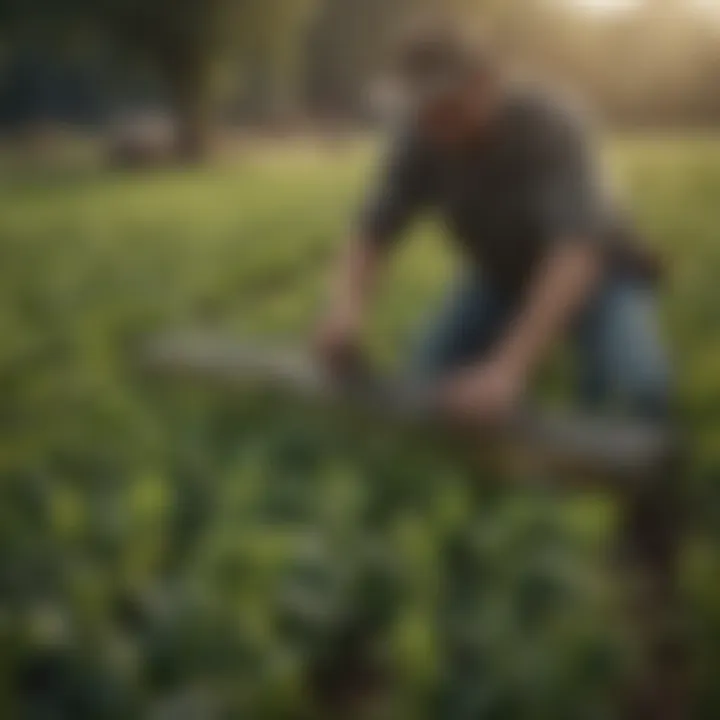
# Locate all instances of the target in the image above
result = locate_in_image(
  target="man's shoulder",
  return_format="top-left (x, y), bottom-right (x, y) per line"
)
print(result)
top-left (505, 83), bottom-right (595, 142)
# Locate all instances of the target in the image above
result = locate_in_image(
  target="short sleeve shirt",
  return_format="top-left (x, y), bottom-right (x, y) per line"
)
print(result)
top-left (358, 87), bottom-right (622, 291)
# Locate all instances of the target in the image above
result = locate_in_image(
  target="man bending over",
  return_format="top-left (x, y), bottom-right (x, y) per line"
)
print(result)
top-left (316, 23), bottom-right (671, 425)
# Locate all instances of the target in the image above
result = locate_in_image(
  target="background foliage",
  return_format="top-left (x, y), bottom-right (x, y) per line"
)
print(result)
top-left (1, 0), bottom-right (720, 158)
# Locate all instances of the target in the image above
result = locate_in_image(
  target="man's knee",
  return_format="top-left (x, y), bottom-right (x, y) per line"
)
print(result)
top-left (580, 279), bottom-right (673, 421)
top-left (619, 363), bottom-right (673, 420)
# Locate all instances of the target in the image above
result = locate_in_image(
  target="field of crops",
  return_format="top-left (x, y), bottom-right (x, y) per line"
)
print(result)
top-left (0, 136), bottom-right (719, 718)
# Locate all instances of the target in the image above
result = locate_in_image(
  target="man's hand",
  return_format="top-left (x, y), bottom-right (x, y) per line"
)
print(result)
top-left (438, 359), bottom-right (526, 427)
top-left (314, 312), bottom-right (363, 378)
top-left (315, 236), bottom-right (382, 378)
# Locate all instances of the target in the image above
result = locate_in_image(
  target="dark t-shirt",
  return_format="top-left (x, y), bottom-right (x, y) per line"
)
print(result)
top-left (358, 87), bottom-right (632, 292)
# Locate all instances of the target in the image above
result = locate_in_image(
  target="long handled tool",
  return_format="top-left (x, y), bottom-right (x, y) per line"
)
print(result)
top-left (141, 330), bottom-right (675, 485)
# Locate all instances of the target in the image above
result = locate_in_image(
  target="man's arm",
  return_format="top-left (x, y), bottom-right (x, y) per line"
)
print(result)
top-left (502, 104), bottom-right (610, 378)
top-left (315, 130), bottom-right (432, 373)
top-left (315, 235), bottom-right (385, 374)
top-left (441, 242), bottom-right (602, 424)
top-left (442, 101), bottom-right (610, 423)
top-left (495, 241), bottom-right (602, 379)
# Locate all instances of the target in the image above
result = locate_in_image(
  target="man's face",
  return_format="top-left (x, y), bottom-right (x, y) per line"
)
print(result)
top-left (417, 75), bottom-right (497, 148)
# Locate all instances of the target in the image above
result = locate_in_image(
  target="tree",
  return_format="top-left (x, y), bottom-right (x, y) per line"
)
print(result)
top-left (96, 0), bottom-right (318, 160)
top-left (0, 0), bottom-right (318, 160)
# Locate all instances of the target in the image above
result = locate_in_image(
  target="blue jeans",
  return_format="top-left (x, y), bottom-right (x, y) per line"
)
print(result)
top-left (410, 272), bottom-right (672, 420)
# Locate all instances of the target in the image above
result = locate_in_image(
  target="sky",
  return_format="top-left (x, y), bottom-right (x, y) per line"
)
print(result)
top-left (569, 0), bottom-right (719, 16)
top-left (571, 0), bottom-right (640, 12)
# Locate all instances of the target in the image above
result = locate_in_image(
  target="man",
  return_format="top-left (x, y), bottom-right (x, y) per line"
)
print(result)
top-left (316, 23), bottom-right (671, 425)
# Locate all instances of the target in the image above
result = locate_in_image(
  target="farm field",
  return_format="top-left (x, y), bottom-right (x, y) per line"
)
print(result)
top-left (0, 135), bottom-right (719, 718)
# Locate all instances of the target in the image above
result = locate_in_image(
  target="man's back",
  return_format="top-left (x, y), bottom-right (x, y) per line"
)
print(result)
top-left (360, 86), bottom-right (622, 291)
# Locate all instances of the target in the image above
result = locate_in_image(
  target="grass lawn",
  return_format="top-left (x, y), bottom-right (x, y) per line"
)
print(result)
top-left (0, 135), bottom-right (719, 718)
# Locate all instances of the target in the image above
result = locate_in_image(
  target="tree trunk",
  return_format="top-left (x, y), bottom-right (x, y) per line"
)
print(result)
top-left (174, 92), bottom-right (212, 163)
top-left (164, 54), bottom-right (214, 163)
